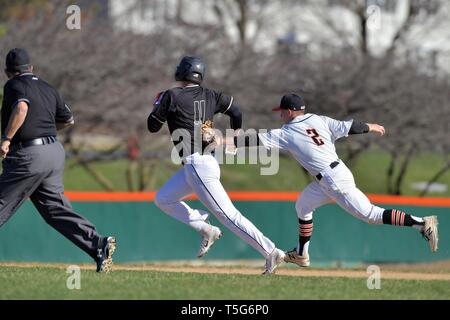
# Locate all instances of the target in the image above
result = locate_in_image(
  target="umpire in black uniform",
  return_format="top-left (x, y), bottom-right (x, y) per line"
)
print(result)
top-left (0, 48), bottom-right (116, 272)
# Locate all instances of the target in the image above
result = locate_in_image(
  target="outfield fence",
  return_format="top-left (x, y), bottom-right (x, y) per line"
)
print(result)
top-left (0, 192), bottom-right (448, 266)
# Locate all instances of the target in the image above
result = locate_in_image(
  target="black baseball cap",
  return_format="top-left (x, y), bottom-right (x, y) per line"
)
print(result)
top-left (272, 93), bottom-right (306, 111)
top-left (5, 48), bottom-right (31, 73)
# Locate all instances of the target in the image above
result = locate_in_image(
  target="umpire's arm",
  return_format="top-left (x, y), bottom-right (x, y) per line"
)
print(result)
top-left (56, 119), bottom-right (74, 130)
top-left (55, 91), bottom-right (74, 131)
top-left (3, 101), bottom-right (29, 139)
top-left (1, 101), bottom-right (28, 158)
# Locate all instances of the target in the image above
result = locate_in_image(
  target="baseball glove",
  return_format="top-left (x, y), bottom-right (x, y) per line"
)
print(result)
top-left (201, 120), bottom-right (217, 144)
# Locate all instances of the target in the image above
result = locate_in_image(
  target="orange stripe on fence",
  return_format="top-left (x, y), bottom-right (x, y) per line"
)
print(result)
top-left (65, 192), bottom-right (156, 202)
top-left (63, 191), bottom-right (450, 207)
top-left (367, 194), bottom-right (450, 207)
top-left (226, 192), bottom-right (298, 201)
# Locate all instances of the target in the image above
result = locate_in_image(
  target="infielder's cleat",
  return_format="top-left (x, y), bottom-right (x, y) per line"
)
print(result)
top-left (262, 248), bottom-right (285, 275)
top-left (284, 249), bottom-right (310, 267)
top-left (96, 236), bottom-right (116, 273)
top-left (421, 216), bottom-right (439, 252)
top-left (197, 226), bottom-right (222, 258)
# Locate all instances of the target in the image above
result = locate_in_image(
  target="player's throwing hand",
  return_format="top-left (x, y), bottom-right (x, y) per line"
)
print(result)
top-left (367, 123), bottom-right (385, 136)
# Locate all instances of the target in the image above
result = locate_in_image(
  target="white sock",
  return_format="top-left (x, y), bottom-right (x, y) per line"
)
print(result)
top-left (411, 216), bottom-right (425, 231)
top-left (297, 241), bottom-right (310, 256)
top-left (411, 215), bottom-right (424, 223)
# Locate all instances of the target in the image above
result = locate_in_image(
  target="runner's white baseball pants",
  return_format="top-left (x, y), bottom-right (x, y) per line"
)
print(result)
top-left (155, 153), bottom-right (275, 258)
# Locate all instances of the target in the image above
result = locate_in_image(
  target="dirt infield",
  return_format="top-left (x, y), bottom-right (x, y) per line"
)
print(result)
top-left (1, 261), bottom-right (450, 281)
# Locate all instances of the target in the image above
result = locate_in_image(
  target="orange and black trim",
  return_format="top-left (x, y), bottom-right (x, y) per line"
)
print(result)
top-left (298, 218), bottom-right (313, 255)
top-left (391, 209), bottom-right (406, 226)
top-left (299, 223), bottom-right (313, 237)
top-left (383, 209), bottom-right (424, 227)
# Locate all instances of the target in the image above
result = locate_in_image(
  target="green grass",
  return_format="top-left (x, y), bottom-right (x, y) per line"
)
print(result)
top-left (0, 266), bottom-right (449, 300)
top-left (61, 151), bottom-right (450, 196)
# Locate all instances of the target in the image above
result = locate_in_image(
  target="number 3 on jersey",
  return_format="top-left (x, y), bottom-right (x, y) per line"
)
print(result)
top-left (306, 128), bottom-right (324, 146)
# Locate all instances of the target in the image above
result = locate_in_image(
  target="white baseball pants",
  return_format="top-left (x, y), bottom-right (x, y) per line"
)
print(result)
top-left (296, 161), bottom-right (385, 224)
top-left (155, 153), bottom-right (275, 258)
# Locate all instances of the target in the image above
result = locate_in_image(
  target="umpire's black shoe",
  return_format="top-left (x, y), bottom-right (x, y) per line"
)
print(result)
top-left (96, 236), bottom-right (116, 273)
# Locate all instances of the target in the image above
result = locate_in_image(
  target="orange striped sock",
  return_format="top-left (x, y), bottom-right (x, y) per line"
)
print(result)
top-left (298, 219), bottom-right (313, 255)
top-left (382, 209), bottom-right (424, 227)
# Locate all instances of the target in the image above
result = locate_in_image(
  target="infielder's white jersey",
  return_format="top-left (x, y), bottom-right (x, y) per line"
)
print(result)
top-left (258, 113), bottom-right (353, 176)
top-left (259, 112), bottom-right (385, 230)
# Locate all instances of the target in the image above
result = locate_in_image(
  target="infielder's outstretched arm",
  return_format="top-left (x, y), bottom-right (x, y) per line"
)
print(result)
top-left (232, 133), bottom-right (261, 148)
top-left (348, 121), bottom-right (369, 134)
top-left (225, 121), bottom-right (386, 148)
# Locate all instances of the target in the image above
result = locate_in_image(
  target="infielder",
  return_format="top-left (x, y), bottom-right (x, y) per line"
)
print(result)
top-left (147, 56), bottom-right (285, 274)
top-left (228, 93), bottom-right (438, 267)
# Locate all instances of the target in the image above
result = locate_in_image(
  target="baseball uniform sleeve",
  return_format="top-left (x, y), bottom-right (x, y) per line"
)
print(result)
top-left (258, 128), bottom-right (289, 150)
top-left (348, 120), bottom-right (369, 134)
top-left (55, 91), bottom-right (73, 123)
top-left (320, 116), bottom-right (352, 141)
top-left (212, 90), bottom-right (234, 114)
top-left (147, 91), bottom-right (171, 132)
top-left (223, 103), bottom-right (242, 129)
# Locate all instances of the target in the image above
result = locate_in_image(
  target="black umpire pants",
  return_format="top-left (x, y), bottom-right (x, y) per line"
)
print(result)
top-left (0, 141), bottom-right (103, 260)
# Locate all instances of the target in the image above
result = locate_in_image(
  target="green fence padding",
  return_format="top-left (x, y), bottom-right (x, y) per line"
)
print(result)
top-left (0, 200), bottom-right (448, 265)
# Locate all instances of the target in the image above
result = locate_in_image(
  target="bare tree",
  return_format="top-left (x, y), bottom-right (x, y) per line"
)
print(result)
top-left (1, 0), bottom-right (448, 193)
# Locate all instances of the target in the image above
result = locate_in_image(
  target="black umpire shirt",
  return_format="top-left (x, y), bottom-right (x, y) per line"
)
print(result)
top-left (1, 73), bottom-right (73, 144)
top-left (148, 85), bottom-right (239, 157)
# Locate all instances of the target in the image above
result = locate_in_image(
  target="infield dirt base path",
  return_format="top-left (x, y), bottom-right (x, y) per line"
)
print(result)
top-left (1, 262), bottom-right (450, 281)
top-left (130, 265), bottom-right (450, 281)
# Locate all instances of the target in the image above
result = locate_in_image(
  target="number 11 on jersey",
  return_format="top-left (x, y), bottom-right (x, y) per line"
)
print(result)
top-left (306, 128), bottom-right (324, 146)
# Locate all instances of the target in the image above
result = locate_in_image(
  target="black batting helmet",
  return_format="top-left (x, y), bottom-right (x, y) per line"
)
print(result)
top-left (175, 56), bottom-right (205, 84)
